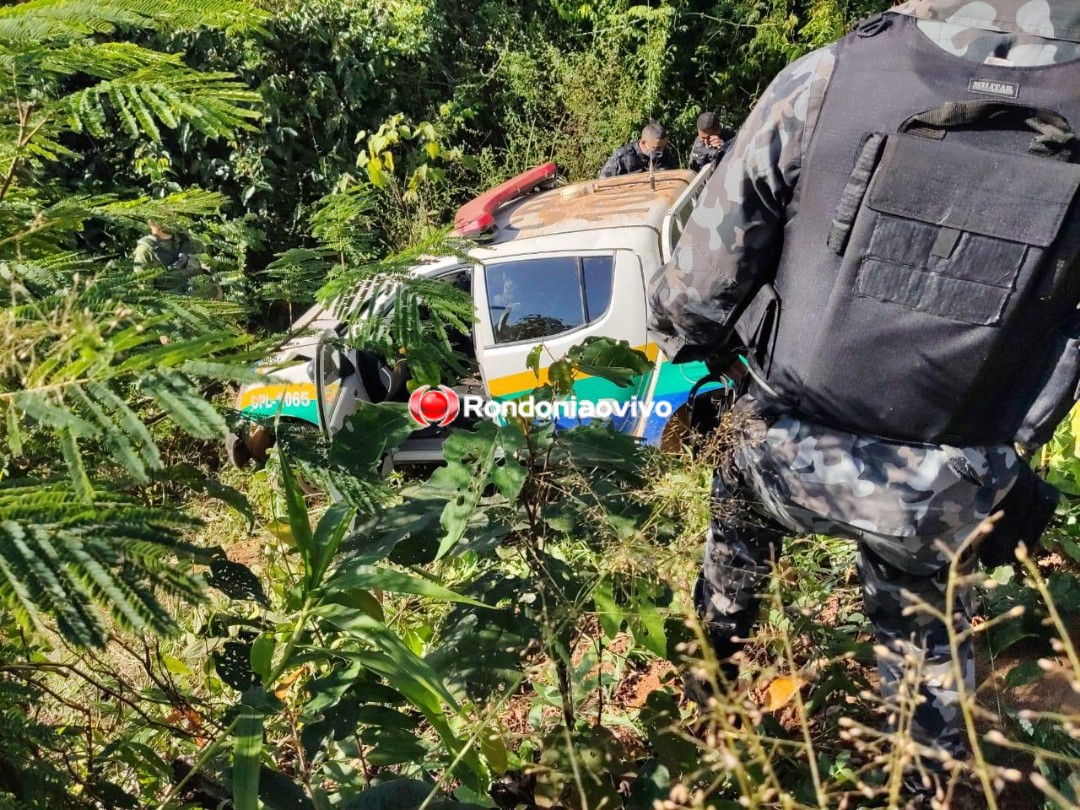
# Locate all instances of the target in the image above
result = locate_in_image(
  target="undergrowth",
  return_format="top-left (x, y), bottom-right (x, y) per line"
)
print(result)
top-left (12, 388), bottom-right (1080, 809)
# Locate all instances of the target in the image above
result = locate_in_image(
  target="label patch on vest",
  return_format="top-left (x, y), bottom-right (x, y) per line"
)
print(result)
top-left (967, 78), bottom-right (1019, 98)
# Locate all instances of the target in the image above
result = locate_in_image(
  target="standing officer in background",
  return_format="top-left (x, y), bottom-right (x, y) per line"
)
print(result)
top-left (600, 121), bottom-right (678, 178)
top-left (649, 0), bottom-right (1079, 798)
top-left (134, 219), bottom-right (219, 298)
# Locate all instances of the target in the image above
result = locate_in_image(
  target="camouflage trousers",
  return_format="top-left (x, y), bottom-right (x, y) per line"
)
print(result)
top-left (694, 395), bottom-right (1020, 765)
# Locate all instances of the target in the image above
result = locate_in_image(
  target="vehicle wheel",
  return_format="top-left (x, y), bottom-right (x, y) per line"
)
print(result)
top-left (225, 431), bottom-right (252, 468)
top-left (247, 425), bottom-right (276, 465)
top-left (225, 424), bottom-right (277, 469)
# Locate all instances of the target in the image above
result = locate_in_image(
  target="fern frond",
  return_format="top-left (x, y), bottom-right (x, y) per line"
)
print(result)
top-left (258, 248), bottom-right (334, 306)
top-left (63, 68), bottom-right (261, 142)
top-left (0, 190), bottom-right (229, 258)
top-left (94, 189), bottom-right (228, 226)
top-left (0, 0), bottom-right (266, 46)
top-left (57, 426), bottom-right (94, 502)
top-left (0, 482), bottom-right (207, 647)
top-left (39, 41), bottom-right (184, 79)
top-left (139, 370), bottom-right (226, 440)
top-left (318, 234), bottom-right (476, 386)
top-left (1, 269), bottom-right (250, 493)
top-left (310, 185), bottom-right (378, 257)
top-left (68, 386), bottom-right (149, 484)
top-left (86, 382), bottom-right (162, 471)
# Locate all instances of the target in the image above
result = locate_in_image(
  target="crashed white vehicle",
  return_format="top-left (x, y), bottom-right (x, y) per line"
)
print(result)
top-left (226, 163), bottom-right (726, 467)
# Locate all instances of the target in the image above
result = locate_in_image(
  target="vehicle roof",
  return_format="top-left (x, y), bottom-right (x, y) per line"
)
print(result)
top-left (489, 169), bottom-right (697, 245)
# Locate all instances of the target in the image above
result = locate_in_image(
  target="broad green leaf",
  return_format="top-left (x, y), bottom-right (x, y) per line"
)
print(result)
top-left (301, 661), bottom-right (365, 715)
top-left (250, 635), bottom-right (276, 683)
top-left (480, 731), bottom-right (508, 775)
top-left (206, 559), bottom-right (269, 606)
top-left (1003, 659), bottom-right (1043, 690)
top-left (627, 760), bottom-right (672, 810)
top-left (526, 344), bottom-right (543, 379)
top-left (354, 705), bottom-right (417, 730)
top-left (567, 337), bottom-right (652, 387)
top-left (547, 359), bottom-right (575, 396)
top-left (425, 422), bottom-right (502, 559)
top-left (628, 580), bottom-right (667, 658)
top-left (367, 155), bottom-right (384, 187)
top-left (639, 688), bottom-right (697, 777)
top-left (312, 605), bottom-right (460, 712)
top-left (360, 725), bottom-right (426, 766)
top-left (559, 424), bottom-right (645, 472)
top-left (161, 655), bottom-right (191, 676)
top-left (214, 641), bottom-right (259, 692)
top-left (491, 456), bottom-right (526, 503)
top-left (427, 574), bottom-right (538, 702)
top-left (337, 779), bottom-right (433, 810)
top-left (58, 427), bottom-right (93, 501)
top-left (233, 709), bottom-right (264, 810)
top-left (277, 453), bottom-right (315, 576)
top-left (325, 562), bottom-right (488, 607)
top-left (308, 500), bottom-right (354, 591)
top-left (593, 578), bottom-right (623, 639)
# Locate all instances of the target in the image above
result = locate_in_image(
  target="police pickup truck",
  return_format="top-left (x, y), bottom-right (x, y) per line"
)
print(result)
top-left (226, 163), bottom-right (720, 468)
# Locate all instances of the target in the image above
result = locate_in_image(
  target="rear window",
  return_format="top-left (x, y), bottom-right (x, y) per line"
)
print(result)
top-left (485, 255), bottom-right (615, 344)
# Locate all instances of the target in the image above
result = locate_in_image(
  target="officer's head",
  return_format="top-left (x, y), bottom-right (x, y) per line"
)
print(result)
top-left (639, 122), bottom-right (668, 159)
top-left (696, 111), bottom-right (721, 139)
top-left (148, 220), bottom-right (173, 240)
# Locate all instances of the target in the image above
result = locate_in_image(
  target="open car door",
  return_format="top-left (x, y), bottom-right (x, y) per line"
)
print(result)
top-left (314, 330), bottom-right (361, 440)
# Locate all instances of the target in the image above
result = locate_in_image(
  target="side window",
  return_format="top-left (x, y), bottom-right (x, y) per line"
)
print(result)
top-left (486, 256), bottom-right (615, 344)
top-left (583, 256), bottom-right (614, 321)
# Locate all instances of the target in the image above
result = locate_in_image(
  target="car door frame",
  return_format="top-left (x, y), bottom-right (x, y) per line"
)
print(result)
top-left (471, 248), bottom-right (650, 418)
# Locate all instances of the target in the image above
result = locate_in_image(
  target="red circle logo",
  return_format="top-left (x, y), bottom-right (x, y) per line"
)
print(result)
top-left (408, 385), bottom-right (460, 427)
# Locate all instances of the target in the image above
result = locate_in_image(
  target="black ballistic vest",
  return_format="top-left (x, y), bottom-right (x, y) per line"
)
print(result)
top-left (741, 13), bottom-right (1080, 449)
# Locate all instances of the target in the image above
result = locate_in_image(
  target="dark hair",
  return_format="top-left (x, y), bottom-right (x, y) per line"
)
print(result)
top-left (641, 121), bottom-right (667, 142)
top-left (696, 111), bottom-right (720, 134)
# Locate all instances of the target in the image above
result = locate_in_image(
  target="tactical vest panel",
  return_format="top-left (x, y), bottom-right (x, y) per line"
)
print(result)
top-left (760, 13), bottom-right (1080, 448)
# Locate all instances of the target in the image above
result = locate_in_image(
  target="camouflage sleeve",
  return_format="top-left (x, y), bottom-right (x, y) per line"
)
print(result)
top-left (185, 236), bottom-right (206, 271)
top-left (647, 45), bottom-right (837, 359)
top-left (132, 241), bottom-right (155, 271)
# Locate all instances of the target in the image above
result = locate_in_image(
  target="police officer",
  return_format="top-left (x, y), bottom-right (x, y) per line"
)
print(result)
top-left (599, 121), bottom-right (678, 178)
top-left (687, 112), bottom-right (731, 173)
top-left (134, 219), bottom-right (217, 297)
top-left (649, 0), bottom-right (1079, 794)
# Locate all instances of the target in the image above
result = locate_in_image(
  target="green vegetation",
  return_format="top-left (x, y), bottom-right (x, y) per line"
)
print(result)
top-left (5, 1), bottom-right (1080, 809)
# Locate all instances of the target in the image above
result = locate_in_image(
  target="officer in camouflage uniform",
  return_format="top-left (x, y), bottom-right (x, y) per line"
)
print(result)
top-left (133, 220), bottom-right (214, 296)
top-left (599, 121), bottom-right (678, 178)
top-left (649, 0), bottom-right (1080, 782)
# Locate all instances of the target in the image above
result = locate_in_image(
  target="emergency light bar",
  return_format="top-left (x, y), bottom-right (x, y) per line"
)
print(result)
top-left (453, 162), bottom-right (558, 237)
